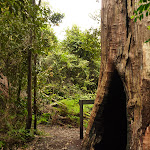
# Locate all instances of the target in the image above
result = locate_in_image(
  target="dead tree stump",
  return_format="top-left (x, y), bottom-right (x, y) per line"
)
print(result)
top-left (82, 0), bottom-right (150, 149)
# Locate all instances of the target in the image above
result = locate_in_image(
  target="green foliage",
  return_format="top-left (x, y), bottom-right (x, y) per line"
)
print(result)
top-left (61, 25), bottom-right (101, 91)
top-left (0, 126), bottom-right (34, 148)
top-left (131, 0), bottom-right (150, 20)
top-left (0, 0), bottom-right (64, 147)
top-left (63, 25), bottom-right (100, 61)
top-left (37, 98), bottom-right (94, 127)
top-left (58, 98), bottom-right (93, 127)
top-left (38, 113), bottom-right (51, 125)
top-left (0, 141), bottom-right (5, 149)
top-left (131, 0), bottom-right (150, 22)
top-left (131, 0), bottom-right (150, 42)
top-left (36, 24), bottom-right (100, 128)
top-left (49, 12), bottom-right (65, 25)
top-left (60, 99), bottom-right (79, 115)
top-left (8, 128), bottom-right (34, 143)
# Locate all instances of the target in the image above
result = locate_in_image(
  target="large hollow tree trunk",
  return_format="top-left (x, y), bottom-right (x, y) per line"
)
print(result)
top-left (82, 0), bottom-right (150, 150)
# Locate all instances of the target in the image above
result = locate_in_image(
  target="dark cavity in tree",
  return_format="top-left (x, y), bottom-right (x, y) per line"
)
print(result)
top-left (95, 69), bottom-right (127, 150)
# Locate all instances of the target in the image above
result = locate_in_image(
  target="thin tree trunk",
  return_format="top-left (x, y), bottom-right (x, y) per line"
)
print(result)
top-left (33, 0), bottom-right (41, 132)
top-left (34, 54), bottom-right (37, 131)
top-left (26, 0), bottom-right (38, 131)
top-left (17, 78), bottom-right (22, 102)
top-left (26, 47), bottom-right (32, 130)
top-left (17, 66), bottom-right (23, 102)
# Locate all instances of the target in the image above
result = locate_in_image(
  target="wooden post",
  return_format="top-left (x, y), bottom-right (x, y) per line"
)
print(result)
top-left (80, 100), bottom-right (83, 139)
top-left (79, 100), bottom-right (94, 139)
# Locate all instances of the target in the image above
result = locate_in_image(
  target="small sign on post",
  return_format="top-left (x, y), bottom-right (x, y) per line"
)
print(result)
top-left (79, 100), bottom-right (94, 139)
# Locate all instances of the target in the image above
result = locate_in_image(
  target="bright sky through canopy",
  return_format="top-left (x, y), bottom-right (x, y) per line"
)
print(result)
top-left (46, 0), bottom-right (101, 40)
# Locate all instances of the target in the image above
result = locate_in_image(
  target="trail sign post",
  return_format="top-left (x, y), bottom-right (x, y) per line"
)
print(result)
top-left (79, 100), bottom-right (94, 139)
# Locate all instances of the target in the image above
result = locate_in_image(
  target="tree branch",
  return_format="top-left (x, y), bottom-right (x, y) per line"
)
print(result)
top-left (38, 0), bottom-right (42, 6)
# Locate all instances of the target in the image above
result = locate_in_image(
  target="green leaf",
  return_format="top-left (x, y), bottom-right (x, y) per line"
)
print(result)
top-left (134, 17), bottom-right (137, 22)
top-left (139, 0), bottom-right (143, 3)
top-left (134, 10), bottom-right (138, 15)
top-left (137, 5), bottom-right (143, 12)
top-left (146, 11), bottom-right (149, 16)
top-left (139, 14), bottom-right (144, 20)
top-left (144, 3), bottom-right (150, 10)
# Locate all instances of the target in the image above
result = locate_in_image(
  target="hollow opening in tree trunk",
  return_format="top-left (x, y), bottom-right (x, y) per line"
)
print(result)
top-left (95, 69), bottom-right (127, 150)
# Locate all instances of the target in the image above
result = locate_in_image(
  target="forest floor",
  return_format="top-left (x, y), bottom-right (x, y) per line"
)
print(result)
top-left (17, 125), bottom-right (83, 150)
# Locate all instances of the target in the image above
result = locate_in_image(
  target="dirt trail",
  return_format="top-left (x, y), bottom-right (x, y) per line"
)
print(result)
top-left (18, 125), bottom-right (82, 150)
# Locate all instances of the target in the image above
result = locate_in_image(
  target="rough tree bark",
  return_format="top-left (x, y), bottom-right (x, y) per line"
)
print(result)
top-left (82, 0), bottom-right (150, 150)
